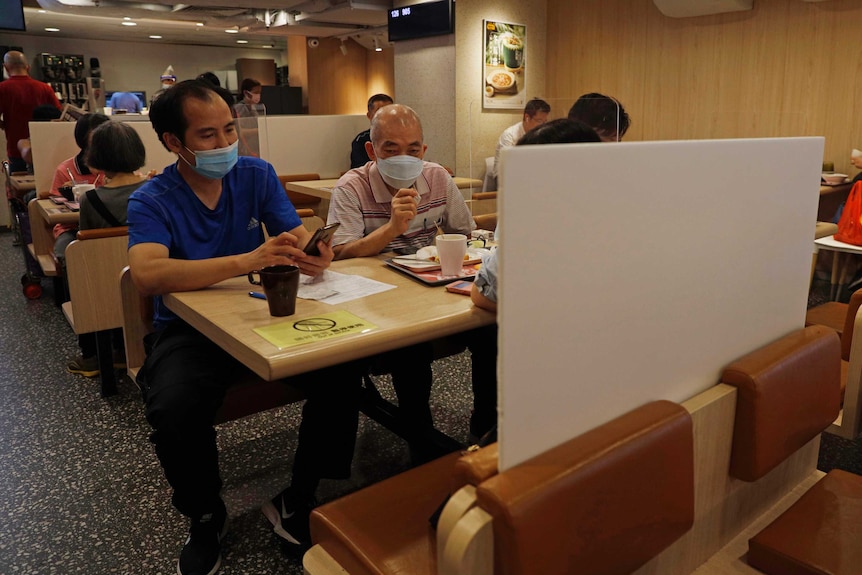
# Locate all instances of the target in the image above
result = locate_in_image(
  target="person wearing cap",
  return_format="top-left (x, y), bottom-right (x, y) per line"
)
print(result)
top-left (150, 65), bottom-right (177, 106)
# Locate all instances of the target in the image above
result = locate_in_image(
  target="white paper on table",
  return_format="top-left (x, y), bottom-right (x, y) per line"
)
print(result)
top-left (298, 270), bottom-right (396, 304)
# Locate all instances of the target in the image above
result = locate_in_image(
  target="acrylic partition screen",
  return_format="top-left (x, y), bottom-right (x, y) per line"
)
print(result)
top-left (496, 137), bottom-right (824, 470)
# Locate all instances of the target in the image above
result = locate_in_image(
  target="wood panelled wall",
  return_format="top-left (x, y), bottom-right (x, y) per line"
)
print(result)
top-left (306, 37), bottom-right (395, 116)
top-left (547, 0), bottom-right (862, 174)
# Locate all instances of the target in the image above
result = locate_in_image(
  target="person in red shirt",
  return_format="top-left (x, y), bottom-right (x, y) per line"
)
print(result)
top-left (0, 51), bottom-right (61, 173)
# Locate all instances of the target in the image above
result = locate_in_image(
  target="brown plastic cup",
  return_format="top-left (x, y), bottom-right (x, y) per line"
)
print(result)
top-left (248, 265), bottom-right (300, 317)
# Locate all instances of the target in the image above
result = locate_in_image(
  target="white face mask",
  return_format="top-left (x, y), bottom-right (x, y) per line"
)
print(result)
top-left (162, 82), bottom-right (173, 89)
top-left (376, 155), bottom-right (424, 189)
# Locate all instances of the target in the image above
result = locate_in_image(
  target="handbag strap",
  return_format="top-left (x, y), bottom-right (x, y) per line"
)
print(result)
top-left (85, 189), bottom-right (123, 227)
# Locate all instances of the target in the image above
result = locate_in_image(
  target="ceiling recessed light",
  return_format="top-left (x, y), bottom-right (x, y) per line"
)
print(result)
top-left (236, 40), bottom-right (248, 44)
top-left (262, 45), bottom-right (273, 49)
top-left (196, 22), bottom-right (204, 26)
top-left (45, 27), bottom-right (60, 32)
top-left (122, 21), bottom-right (137, 26)
top-left (225, 29), bottom-right (239, 34)
top-left (38, 9), bottom-right (46, 13)
top-left (123, 16), bottom-right (131, 20)
top-left (149, 35), bottom-right (162, 39)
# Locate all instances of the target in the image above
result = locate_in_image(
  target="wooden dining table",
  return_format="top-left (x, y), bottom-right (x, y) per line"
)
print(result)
top-left (163, 255), bottom-right (496, 382)
top-left (28, 199), bottom-right (79, 276)
top-left (283, 177), bottom-right (483, 198)
top-left (163, 254), bottom-right (495, 449)
top-left (283, 176), bottom-right (487, 221)
top-left (9, 174), bottom-right (36, 194)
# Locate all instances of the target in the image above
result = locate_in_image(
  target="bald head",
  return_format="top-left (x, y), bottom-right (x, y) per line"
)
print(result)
top-left (3, 51), bottom-right (28, 74)
top-left (370, 104), bottom-right (424, 146)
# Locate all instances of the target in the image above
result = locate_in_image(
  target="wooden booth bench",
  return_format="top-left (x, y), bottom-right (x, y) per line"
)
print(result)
top-left (302, 325), bottom-right (842, 575)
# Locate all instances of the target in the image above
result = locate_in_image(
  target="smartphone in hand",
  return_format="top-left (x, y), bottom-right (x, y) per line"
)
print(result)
top-left (303, 222), bottom-right (341, 256)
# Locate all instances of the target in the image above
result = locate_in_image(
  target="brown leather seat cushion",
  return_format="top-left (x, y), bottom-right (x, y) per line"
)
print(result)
top-left (475, 400), bottom-right (694, 575)
top-left (721, 326), bottom-right (841, 482)
top-left (309, 445), bottom-right (498, 575)
top-left (748, 469), bottom-right (862, 575)
top-left (805, 301), bottom-right (847, 338)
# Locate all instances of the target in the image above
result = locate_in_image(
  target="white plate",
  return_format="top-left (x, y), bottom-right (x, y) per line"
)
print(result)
top-left (416, 246), bottom-right (485, 264)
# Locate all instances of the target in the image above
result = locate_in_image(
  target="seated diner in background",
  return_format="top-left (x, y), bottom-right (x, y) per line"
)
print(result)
top-left (127, 79), bottom-right (363, 574)
top-left (567, 92), bottom-right (631, 142)
top-left (66, 120), bottom-right (148, 378)
top-left (491, 97), bottom-right (550, 182)
top-left (49, 113), bottom-right (111, 263)
top-left (327, 103), bottom-right (497, 457)
top-left (475, 118), bottom-right (601, 315)
top-left (349, 93), bottom-right (393, 169)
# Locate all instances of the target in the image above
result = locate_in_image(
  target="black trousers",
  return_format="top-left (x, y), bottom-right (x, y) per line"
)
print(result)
top-left (140, 321), bottom-right (362, 519)
top-left (381, 324), bottom-right (498, 442)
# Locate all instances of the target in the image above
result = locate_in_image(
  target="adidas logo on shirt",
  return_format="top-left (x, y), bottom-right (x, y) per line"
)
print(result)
top-left (247, 217), bottom-right (260, 231)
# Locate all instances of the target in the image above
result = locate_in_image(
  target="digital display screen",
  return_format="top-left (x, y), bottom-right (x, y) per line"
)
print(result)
top-left (388, 0), bottom-right (453, 42)
top-left (0, 0), bottom-right (26, 32)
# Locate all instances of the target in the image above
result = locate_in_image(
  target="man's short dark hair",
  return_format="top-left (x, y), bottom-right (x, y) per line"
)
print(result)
top-left (149, 79), bottom-right (223, 150)
top-left (73, 113), bottom-right (111, 151)
top-left (567, 93), bottom-right (631, 140)
top-left (85, 121), bottom-right (146, 174)
top-left (516, 119), bottom-right (600, 146)
top-left (524, 98), bottom-right (550, 117)
top-left (367, 93), bottom-right (394, 113)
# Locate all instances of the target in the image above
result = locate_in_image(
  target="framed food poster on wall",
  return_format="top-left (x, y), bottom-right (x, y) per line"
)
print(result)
top-left (483, 20), bottom-right (526, 110)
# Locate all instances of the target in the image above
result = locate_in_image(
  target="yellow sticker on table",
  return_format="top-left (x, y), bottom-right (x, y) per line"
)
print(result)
top-left (253, 310), bottom-right (377, 349)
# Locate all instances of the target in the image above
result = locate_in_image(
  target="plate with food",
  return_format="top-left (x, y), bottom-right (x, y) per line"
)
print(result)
top-left (389, 247), bottom-right (486, 272)
top-left (486, 70), bottom-right (516, 93)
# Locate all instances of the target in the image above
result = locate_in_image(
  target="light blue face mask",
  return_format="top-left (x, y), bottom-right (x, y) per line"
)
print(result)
top-left (181, 140), bottom-right (238, 180)
top-left (376, 154), bottom-right (424, 189)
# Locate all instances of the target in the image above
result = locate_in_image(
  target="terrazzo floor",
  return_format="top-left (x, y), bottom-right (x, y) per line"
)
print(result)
top-left (2, 229), bottom-right (861, 575)
top-left (0, 229), bottom-right (476, 574)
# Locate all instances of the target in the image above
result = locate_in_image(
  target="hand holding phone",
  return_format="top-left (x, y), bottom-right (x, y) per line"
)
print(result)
top-left (303, 222), bottom-right (341, 256)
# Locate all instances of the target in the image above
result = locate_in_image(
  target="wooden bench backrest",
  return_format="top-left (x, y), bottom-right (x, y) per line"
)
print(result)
top-left (63, 227), bottom-right (130, 334)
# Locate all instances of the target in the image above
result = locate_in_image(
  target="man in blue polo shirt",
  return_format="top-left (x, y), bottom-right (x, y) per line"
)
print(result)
top-left (128, 79), bottom-right (361, 575)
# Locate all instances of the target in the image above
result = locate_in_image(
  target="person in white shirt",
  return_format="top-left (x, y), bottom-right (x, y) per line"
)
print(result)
top-left (491, 98), bottom-right (550, 182)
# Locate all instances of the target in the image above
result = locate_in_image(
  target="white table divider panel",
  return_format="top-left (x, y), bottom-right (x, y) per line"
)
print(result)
top-left (30, 120), bottom-right (176, 193)
top-left (260, 115), bottom-right (368, 178)
top-left (497, 137), bottom-right (824, 471)
top-left (31, 115), bottom-right (370, 193)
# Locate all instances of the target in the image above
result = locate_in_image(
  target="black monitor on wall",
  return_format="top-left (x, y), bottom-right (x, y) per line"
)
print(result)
top-left (0, 0), bottom-right (26, 32)
top-left (388, 0), bottom-right (454, 42)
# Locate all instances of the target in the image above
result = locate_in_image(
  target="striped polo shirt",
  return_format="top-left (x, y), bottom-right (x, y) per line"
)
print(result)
top-left (328, 161), bottom-right (475, 253)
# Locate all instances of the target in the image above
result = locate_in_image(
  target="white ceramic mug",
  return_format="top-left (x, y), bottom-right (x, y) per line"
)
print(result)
top-left (103, 106), bottom-right (112, 116)
top-left (436, 234), bottom-right (468, 277)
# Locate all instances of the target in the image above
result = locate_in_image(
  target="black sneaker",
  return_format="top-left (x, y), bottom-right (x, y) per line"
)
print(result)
top-left (177, 505), bottom-right (228, 575)
top-left (261, 489), bottom-right (313, 555)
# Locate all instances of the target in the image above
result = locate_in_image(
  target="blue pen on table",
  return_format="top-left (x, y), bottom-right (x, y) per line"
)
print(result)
top-left (249, 291), bottom-right (267, 300)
